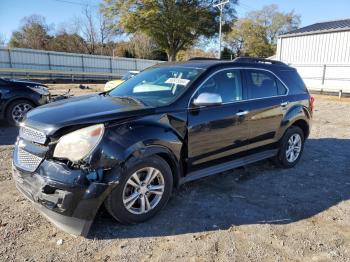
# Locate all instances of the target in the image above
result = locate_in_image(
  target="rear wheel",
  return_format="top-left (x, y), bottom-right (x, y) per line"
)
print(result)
top-left (104, 155), bottom-right (173, 224)
top-left (275, 126), bottom-right (305, 168)
top-left (6, 100), bottom-right (35, 126)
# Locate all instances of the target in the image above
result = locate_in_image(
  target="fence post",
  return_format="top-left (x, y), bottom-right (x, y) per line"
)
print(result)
top-left (339, 90), bottom-right (343, 99)
top-left (322, 64), bottom-right (327, 85)
top-left (134, 59), bottom-right (138, 71)
top-left (48, 52), bottom-right (52, 81)
top-left (109, 57), bottom-right (113, 80)
top-left (81, 55), bottom-right (85, 82)
top-left (8, 49), bottom-right (13, 78)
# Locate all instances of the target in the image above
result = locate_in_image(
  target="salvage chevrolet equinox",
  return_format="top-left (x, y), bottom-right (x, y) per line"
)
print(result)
top-left (12, 58), bottom-right (313, 236)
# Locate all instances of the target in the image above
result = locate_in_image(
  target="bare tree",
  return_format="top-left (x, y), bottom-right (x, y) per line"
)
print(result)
top-left (77, 6), bottom-right (98, 54)
top-left (0, 33), bottom-right (6, 47)
top-left (74, 6), bottom-right (115, 55)
top-left (128, 33), bottom-right (156, 59)
top-left (97, 13), bottom-right (114, 55)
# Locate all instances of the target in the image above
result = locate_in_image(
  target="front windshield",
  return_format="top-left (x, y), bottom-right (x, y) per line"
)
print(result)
top-left (109, 67), bottom-right (204, 106)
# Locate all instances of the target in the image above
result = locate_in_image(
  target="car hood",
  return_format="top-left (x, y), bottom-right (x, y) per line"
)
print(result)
top-left (9, 78), bottom-right (46, 87)
top-left (24, 93), bottom-right (153, 134)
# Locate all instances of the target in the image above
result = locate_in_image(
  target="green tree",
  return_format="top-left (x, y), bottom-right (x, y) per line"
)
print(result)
top-left (101, 0), bottom-right (237, 61)
top-left (9, 15), bottom-right (52, 50)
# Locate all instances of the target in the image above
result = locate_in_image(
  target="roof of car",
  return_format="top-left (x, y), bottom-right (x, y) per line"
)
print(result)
top-left (156, 57), bottom-right (290, 70)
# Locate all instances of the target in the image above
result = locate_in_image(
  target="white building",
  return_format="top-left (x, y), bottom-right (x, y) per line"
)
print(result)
top-left (276, 19), bottom-right (350, 94)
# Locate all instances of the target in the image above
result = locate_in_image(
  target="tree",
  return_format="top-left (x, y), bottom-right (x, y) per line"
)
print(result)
top-left (176, 47), bottom-right (216, 61)
top-left (113, 41), bottom-right (134, 58)
top-left (101, 0), bottom-right (238, 61)
top-left (9, 15), bottom-right (52, 50)
top-left (225, 19), bottom-right (274, 58)
top-left (48, 31), bottom-right (87, 53)
top-left (248, 4), bottom-right (300, 45)
top-left (128, 33), bottom-right (157, 59)
top-left (224, 5), bottom-right (300, 58)
top-left (73, 6), bottom-right (115, 55)
top-left (0, 33), bottom-right (6, 47)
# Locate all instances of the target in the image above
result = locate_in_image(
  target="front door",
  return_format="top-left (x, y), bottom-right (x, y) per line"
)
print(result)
top-left (187, 69), bottom-right (250, 171)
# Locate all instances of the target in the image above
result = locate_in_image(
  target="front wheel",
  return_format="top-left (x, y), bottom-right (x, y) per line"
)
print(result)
top-left (274, 126), bottom-right (305, 168)
top-left (6, 100), bottom-right (35, 126)
top-left (104, 155), bottom-right (173, 224)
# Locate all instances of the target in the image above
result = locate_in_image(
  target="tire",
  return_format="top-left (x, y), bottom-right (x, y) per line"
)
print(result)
top-left (104, 155), bottom-right (173, 224)
top-left (6, 99), bottom-right (35, 126)
top-left (274, 126), bottom-right (305, 168)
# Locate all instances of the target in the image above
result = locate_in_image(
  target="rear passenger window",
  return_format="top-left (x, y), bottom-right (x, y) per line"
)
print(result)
top-left (279, 70), bottom-right (308, 95)
top-left (245, 70), bottom-right (286, 99)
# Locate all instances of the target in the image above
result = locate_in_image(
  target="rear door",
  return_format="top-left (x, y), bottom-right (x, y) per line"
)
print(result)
top-left (242, 69), bottom-right (288, 149)
top-left (187, 69), bottom-right (251, 170)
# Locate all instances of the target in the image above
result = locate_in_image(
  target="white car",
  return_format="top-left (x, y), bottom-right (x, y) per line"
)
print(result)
top-left (104, 71), bottom-right (140, 91)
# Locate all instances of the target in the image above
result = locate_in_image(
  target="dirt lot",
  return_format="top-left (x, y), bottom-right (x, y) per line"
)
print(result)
top-left (0, 85), bottom-right (349, 261)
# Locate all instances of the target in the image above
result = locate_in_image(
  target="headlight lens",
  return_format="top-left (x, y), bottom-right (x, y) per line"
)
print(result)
top-left (53, 124), bottom-right (104, 162)
top-left (28, 85), bottom-right (50, 95)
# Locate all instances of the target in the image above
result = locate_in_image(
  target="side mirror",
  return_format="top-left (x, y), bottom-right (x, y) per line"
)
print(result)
top-left (193, 92), bottom-right (223, 106)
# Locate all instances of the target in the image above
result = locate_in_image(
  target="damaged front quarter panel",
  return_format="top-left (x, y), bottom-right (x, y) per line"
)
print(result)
top-left (13, 110), bottom-right (187, 237)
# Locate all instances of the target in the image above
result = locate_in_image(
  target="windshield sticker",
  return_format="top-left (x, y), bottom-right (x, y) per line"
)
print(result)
top-left (165, 78), bottom-right (190, 86)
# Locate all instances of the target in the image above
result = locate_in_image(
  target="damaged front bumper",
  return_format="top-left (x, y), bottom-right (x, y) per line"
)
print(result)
top-left (12, 152), bottom-right (117, 236)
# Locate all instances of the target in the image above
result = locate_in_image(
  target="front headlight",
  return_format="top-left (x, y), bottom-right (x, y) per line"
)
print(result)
top-left (53, 124), bottom-right (104, 162)
top-left (28, 85), bottom-right (50, 95)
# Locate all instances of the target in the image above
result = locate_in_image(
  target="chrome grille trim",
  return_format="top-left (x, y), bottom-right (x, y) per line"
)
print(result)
top-left (16, 148), bottom-right (43, 172)
top-left (19, 126), bottom-right (46, 144)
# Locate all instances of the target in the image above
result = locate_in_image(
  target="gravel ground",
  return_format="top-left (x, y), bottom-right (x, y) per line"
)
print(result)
top-left (0, 87), bottom-right (349, 261)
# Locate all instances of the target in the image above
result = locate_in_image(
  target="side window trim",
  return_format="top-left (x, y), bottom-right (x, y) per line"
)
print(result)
top-left (277, 78), bottom-right (288, 95)
top-left (188, 67), bottom-right (289, 108)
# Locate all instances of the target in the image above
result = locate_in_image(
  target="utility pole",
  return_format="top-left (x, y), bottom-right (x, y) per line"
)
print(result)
top-left (213, 0), bottom-right (229, 59)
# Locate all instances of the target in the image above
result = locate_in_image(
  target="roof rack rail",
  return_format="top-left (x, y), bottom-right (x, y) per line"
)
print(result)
top-left (233, 57), bottom-right (287, 66)
top-left (188, 57), bottom-right (219, 61)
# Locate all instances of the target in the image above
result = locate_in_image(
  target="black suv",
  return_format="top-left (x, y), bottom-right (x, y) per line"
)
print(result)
top-left (0, 78), bottom-right (50, 125)
top-left (12, 58), bottom-right (313, 236)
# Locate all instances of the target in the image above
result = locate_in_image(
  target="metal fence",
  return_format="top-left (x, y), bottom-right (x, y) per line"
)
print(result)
top-left (0, 48), bottom-right (163, 81)
top-left (290, 64), bottom-right (350, 94)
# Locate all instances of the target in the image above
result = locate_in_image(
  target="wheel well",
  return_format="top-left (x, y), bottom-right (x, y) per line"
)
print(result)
top-left (5, 98), bottom-right (36, 115)
top-left (291, 119), bottom-right (309, 138)
top-left (156, 152), bottom-right (180, 188)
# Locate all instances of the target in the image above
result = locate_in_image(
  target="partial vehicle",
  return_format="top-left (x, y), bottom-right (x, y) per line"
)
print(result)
top-left (12, 58), bottom-right (313, 236)
top-left (0, 78), bottom-right (50, 125)
top-left (104, 70), bottom-right (140, 91)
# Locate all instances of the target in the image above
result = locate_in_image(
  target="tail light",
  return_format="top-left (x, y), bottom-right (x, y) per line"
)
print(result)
top-left (309, 95), bottom-right (315, 112)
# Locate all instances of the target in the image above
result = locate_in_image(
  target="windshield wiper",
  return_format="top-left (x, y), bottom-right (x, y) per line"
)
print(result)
top-left (114, 96), bottom-right (148, 106)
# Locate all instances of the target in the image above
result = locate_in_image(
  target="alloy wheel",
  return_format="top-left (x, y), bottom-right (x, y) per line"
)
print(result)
top-left (286, 133), bottom-right (302, 163)
top-left (122, 167), bottom-right (165, 215)
top-left (11, 103), bottom-right (33, 124)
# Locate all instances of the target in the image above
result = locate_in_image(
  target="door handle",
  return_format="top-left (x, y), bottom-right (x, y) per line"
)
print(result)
top-left (236, 110), bottom-right (249, 116)
top-left (280, 101), bottom-right (289, 107)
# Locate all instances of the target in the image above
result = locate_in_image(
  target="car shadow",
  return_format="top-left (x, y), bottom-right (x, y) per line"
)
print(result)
top-left (89, 138), bottom-right (350, 239)
top-left (0, 121), bottom-right (18, 146)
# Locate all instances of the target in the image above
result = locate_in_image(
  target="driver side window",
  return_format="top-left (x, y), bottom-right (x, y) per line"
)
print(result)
top-left (194, 69), bottom-right (243, 103)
